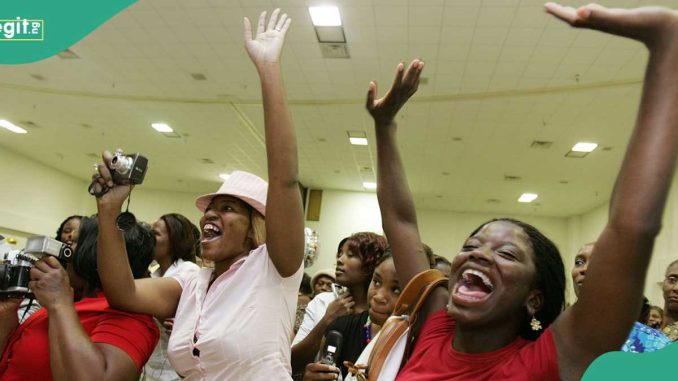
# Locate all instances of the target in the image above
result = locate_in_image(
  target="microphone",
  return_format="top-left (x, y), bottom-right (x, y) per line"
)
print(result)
top-left (320, 330), bottom-right (343, 367)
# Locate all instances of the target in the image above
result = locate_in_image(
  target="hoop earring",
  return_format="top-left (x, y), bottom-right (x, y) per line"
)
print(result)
top-left (530, 316), bottom-right (542, 331)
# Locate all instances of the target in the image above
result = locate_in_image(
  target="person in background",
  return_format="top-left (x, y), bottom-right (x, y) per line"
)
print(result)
top-left (55, 215), bottom-right (83, 250)
top-left (292, 233), bottom-right (387, 378)
top-left (141, 213), bottom-right (201, 381)
top-left (661, 259), bottom-right (678, 341)
top-left (294, 273), bottom-right (314, 335)
top-left (0, 217), bottom-right (158, 381)
top-left (301, 252), bottom-right (401, 381)
top-left (311, 268), bottom-right (336, 297)
top-left (646, 306), bottom-right (663, 329)
top-left (571, 242), bottom-right (670, 353)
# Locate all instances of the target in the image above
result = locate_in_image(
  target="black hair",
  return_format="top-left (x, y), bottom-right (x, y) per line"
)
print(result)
top-left (469, 218), bottom-right (565, 341)
top-left (375, 248), bottom-right (393, 268)
top-left (159, 213), bottom-right (200, 264)
top-left (300, 272), bottom-right (312, 296)
top-left (72, 216), bottom-right (155, 291)
top-left (434, 255), bottom-right (451, 266)
top-left (55, 215), bottom-right (83, 241)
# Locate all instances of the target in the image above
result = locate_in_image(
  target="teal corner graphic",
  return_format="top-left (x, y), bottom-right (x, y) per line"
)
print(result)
top-left (583, 341), bottom-right (677, 380)
top-left (0, 0), bottom-right (137, 64)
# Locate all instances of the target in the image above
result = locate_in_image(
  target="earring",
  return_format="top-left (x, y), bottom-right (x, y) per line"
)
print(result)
top-left (530, 316), bottom-right (542, 331)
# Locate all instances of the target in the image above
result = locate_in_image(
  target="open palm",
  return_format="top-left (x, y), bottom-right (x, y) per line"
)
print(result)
top-left (244, 9), bottom-right (291, 69)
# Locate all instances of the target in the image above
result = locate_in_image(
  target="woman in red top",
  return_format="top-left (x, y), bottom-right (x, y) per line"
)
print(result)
top-left (0, 217), bottom-right (159, 381)
top-left (368, 4), bottom-right (678, 381)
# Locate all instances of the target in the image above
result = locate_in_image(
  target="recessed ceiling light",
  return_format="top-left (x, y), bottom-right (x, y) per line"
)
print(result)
top-left (219, 173), bottom-right (230, 181)
top-left (518, 193), bottom-right (538, 203)
top-left (309, 6), bottom-right (342, 26)
top-left (152, 123), bottom-right (173, 133)
top-left (363, 182), bottom-right (377, 190)
top-left (571, 142), bottom-right (598, 152)
top-left (348, 131), bottom-right (368, 146)
top-left (0, 120), bottom-right (27, 134)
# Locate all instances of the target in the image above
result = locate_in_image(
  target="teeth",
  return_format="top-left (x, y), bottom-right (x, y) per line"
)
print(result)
top-left (463, 269), bottom-right (494, 291)
top-left (203, 223), bottom-right (221, 234)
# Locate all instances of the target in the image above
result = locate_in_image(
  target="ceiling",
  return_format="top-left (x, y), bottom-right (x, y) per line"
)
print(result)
top-left (0, 0), bottom-right (669, 217)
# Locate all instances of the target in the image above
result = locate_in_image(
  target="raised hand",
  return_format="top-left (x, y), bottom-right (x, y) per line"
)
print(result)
top-left (91, 150), bottom-right (132, 210)
top-left (366, 59), bottom-right (424, 125)
top-left (544, 3), bottom-right (678, 48)
top-left (324, 292), bottom-right (355, 323)
top-left (244, 9), bottom-right (291, 71)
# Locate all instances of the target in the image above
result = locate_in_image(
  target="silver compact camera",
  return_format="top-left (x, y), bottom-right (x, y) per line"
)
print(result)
top-left (110, 149), bottom-right (148, 185)
top-left (0, 236), bottom-right (73, 299)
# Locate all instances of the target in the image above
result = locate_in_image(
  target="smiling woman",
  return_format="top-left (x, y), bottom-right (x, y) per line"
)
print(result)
top-left (88, 8), bottom-right (305, 381)
top-left (369, 4), bottom-right (678, 381)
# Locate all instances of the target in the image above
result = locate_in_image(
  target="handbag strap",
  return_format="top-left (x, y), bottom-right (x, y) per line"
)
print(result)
top-left (393, 269), bottom-right (446, 315)
top-left (367, 269), bottom-right (447, 380)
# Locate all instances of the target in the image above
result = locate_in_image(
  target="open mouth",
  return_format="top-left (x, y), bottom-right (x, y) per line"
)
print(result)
top-left (453, 269), bottom-right (494, 303)
top-left (201, 223), bottom-right (222, 243)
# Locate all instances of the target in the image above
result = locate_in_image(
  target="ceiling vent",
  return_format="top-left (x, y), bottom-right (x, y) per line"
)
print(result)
top-left (319, 43), bottom-right (350, 59)
top-left (530, 140), bottom-right (553, 149)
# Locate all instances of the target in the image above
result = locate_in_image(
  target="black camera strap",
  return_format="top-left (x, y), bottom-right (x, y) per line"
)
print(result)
top-left (116, 187), bottom-right (137, 231)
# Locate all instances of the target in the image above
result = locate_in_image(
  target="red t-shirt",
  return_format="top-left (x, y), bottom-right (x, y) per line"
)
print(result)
top-left (0, 293), bottom-right (159, 381)
top-left (395, 311), bottom-right (559, 381)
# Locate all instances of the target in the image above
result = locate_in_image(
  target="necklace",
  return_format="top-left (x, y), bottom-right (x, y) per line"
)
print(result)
top-left (363, 315), bottom-right (372, 344)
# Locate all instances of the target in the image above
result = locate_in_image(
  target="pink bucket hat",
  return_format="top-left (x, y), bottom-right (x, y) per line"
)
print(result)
top-left (195, 171), bottom-right (268, 216)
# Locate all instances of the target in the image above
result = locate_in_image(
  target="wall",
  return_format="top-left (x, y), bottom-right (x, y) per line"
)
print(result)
top-left (4, 143), bottom-right (676, 308)
top-left (303, 189), bottom-right (576, 302)
top-left (0, 145), bottom-right (206, 250)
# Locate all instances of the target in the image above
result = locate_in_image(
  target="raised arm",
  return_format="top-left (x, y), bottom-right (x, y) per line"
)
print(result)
top-left (545, 4), bottom-right (678, 380)
top-left (94, 153), bottom-right (182, 320)
top-left (368, 60), bottom-right (431, 285)
top-left (244, 10), bottom-right (304, 277)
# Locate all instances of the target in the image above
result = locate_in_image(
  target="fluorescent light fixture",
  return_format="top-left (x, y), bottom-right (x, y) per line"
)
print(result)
top-left (0, 120), bottom-right (27, 134)
top-left (363, 182), bottom-right (377, 190)
top-left (219, 173), bottom-right (231, 181)
top-left (152, 123), bottom-right (173, 133)
top-left (349, 137), bottom-right (368, 146)
top-left (571, 142), bottom-right (598, 153)
top-left (309, 6), bottom-right (342, 26)
top-left (348, 130), bottom-right (368, 146)
top-left (518, 193), bottom-right (538, 203)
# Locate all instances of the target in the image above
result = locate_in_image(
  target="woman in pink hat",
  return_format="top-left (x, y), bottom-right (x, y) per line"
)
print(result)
top-left (91, 9), bottom-right (304, 381)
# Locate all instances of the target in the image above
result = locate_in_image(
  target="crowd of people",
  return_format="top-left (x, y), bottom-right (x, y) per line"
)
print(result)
top-left (1, 3), bottom-right (678, 381)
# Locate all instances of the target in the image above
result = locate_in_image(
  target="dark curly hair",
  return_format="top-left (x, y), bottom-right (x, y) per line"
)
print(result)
top-left (345, 232), bottom-right (388, 289)
top-left (468, 218), bottom-right (565, 341)
top-left (73, 216), bottom-right (155, 291)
